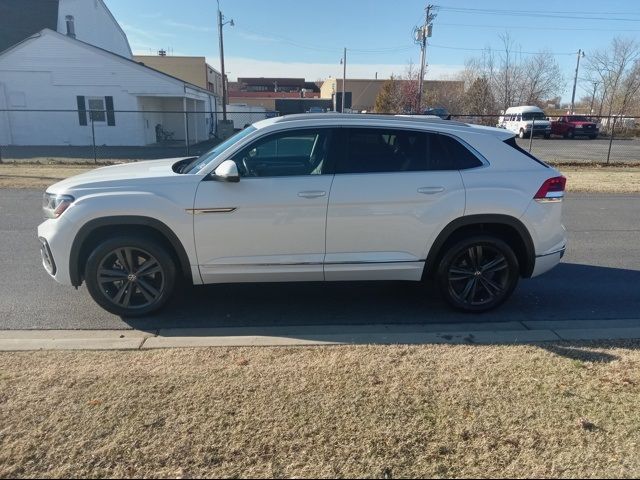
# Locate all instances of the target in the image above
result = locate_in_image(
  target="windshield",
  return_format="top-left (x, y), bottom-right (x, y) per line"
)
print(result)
top-left (183, 126), bottom-right (257, 174)
top-left (567, 116), bottom-right (589, 122)
top-left (522, 112), bottom-right (546, 121)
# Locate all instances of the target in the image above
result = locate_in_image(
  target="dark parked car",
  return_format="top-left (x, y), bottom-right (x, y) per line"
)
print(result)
top-left (422, 107), bottom-right (451, 120)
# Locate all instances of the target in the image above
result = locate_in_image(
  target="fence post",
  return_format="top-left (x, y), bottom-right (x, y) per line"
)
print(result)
top-left (185, 110), bottom-right (190, 156)
top-left (528, 118), bottom-right (535, 152)
top-left (91, 115), bottom-right (97, 164)
top-left (606, 116), bottom-right (616, 165)
top-left (0, 144), bottom-right (3, 164)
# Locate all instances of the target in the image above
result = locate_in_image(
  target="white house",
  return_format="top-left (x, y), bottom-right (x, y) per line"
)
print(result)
top-left (0, 0), bottom-right (219, 146)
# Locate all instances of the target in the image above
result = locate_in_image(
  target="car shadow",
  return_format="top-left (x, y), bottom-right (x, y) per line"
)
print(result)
top-left (122, 262), bottom-right (640, 334)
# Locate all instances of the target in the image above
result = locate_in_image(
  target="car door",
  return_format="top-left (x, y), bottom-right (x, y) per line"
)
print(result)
top-left (324, 127), bottom-right (471, 281)
top-left (193, 127), bottom-right (336, 283)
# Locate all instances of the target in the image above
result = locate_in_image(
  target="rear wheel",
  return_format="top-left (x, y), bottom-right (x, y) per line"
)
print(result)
top-left (436, 236), bottom-right (519, 313)
top-left (85, 235), bottom-right (176, 317)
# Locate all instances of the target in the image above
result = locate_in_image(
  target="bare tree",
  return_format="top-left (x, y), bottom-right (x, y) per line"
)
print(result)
top-left (520, 50), bottom-right (566, 106)
top-left (586, 37), bottom-right (640, 121)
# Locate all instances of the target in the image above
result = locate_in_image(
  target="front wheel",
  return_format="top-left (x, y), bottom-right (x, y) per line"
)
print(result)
top-left (436, 236), bottom-right (520, 313)
top-left (85, 235), bottom-right (177, 317)
top-left (519, 129), bottom-right (526, 139)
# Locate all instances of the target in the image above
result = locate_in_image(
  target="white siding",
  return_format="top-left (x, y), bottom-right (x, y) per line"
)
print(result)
top-left (57, 0), bottom-right (132, 58)
top-left (0, 31), bottom-right (218, 146)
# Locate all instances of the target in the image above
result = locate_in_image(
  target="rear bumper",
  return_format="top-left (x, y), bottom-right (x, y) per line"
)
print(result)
top-left (531, 245), bottom-right (565, 277)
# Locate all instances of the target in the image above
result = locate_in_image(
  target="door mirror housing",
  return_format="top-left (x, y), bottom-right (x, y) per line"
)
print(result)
top-left (212, 159), bottom-right (240, 183)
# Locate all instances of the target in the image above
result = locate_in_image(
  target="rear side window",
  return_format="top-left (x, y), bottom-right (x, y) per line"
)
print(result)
top-left (503, 136), bottom-right (549, 167)
top-left (335, 128), bottom-right (483, 174)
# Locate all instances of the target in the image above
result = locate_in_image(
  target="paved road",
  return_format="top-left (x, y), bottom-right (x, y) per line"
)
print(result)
top-left (1, 189), bottom-right (639, 331)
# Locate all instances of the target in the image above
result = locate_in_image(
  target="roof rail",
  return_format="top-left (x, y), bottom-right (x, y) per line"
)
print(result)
top-left (272, 113), bottom-right (469, 127)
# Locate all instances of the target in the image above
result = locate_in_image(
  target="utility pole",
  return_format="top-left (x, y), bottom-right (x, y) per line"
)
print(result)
top-left (217, 0), bottom-right (234, 121)
top-left (416, 4), bottom-right (436, 113)
top-left (340, 48), bottom-right (347, 113)
top-left (569, 49), bottom-right (585, 114)
top-left (589, 81), bottom-right (599, 115)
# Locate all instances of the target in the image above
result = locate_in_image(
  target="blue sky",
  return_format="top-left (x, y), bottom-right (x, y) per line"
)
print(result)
top-left (106, 0), bottom-right (640, 99)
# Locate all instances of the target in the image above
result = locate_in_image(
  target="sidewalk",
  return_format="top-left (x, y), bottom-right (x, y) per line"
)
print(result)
top-left (2, 319), bottom-right (639, 351)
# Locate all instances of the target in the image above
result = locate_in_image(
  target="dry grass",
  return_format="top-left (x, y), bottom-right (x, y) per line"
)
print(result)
top-left (0, 164), bottom-right (95, 189)
top-left (1, 162), bottom-right (640, 193)
top-left (1, 342), bottom-right (639, 478)
top-left (558, 166), bottom-right (640, 194)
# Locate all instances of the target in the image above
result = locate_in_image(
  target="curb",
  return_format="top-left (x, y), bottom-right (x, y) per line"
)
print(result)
top-left (1, 321), bottom-right (639, 351)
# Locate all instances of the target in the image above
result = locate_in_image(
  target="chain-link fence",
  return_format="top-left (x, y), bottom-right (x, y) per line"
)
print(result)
top-left (0, 109), bottom-right (638, 165)
top-left (450, 114), bottom-right (640, 164)
top-left (0, 109), bottom-right (277, 164)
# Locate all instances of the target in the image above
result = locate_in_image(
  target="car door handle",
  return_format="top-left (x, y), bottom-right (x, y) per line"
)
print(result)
top-left (417, 186), bottom-right (445, 195)
top-left (298, 190), bottom-right (326, 199)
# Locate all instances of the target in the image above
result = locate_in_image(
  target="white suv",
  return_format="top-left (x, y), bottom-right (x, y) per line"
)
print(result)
top-left (38, 114), bottom-right (567, 316)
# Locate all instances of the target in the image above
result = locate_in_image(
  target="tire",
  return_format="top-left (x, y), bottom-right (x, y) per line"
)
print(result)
top-left (589, 134), bottom-right (597, 140)
top-left (544, 133), bottom-right (550, 139)
top-left (85, 235), bottom-right (177, 317)
top-left (518, 129), bottom-right (526, 139)
top-left (436, 235), bottom-right (520, 313)
top-left (567, 129), bottom-right (575, 139)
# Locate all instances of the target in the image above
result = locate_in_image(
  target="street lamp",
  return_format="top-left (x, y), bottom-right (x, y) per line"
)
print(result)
top-left (569, 49), bottom-right (585, 115)
top-left (217, 0), bottom-right (234, 121)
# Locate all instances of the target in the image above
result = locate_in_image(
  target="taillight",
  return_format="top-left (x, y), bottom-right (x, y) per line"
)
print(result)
top-left (534, 176), bottom-right (566, 202)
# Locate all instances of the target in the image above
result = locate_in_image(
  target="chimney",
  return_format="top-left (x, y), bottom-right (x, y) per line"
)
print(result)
top-left (65, 15), bottom-right (76, 38)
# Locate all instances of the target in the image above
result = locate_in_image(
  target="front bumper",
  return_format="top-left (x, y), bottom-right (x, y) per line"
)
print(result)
top-left (37, 217), bottom-right (75, 285)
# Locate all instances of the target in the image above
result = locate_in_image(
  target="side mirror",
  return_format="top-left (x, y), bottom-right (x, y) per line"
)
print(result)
top-left (212, 159), bottom-right (240, 183)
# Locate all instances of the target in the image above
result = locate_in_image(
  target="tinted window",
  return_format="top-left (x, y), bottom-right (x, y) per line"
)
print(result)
top-left (437, 135), bottom-right (484, 170)
top-left (335, 128), bottom-right (482, 174)
top-left (232, 129), bottom-right (332, 177)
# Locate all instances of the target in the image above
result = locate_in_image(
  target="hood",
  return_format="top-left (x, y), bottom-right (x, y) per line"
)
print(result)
top-left (571, 121), bottom-right (597, 126)
top-left (46, 157), bottom-right (193, 194)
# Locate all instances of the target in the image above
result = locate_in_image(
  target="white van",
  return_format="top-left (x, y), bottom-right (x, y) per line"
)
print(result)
top-left (499, 106), bottom-right (551, 139)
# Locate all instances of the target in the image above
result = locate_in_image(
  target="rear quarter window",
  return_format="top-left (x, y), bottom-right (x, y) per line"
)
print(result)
top-left (503, 136), bottom-right (549, 167)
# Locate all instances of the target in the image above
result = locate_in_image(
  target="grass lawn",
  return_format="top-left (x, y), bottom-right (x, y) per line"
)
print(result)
top-left (1, 162), bottom-right (640, 193)
top-left (1, 342), bottom-right (639, 478)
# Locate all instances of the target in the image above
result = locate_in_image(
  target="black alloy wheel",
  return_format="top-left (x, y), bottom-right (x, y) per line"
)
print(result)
top-left (85, 236), bottom-right (176, 317)
top-left (437, 236), bottom-right (519, 312)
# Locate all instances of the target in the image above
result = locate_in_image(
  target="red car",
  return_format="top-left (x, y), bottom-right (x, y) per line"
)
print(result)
top-left (551, 115), bottom-right (599, 139)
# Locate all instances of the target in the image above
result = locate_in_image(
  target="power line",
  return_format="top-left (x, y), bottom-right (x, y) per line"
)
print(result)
top-left (437, 22), bottom-right (640, 33)
top-left (428, 43), bottom-right (576, 56)
top-left (439, 6), bottom-right (640, 22)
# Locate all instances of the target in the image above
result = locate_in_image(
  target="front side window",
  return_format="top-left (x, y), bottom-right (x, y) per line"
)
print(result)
top-left (522, 111), bottom-right (546, 121)
top-left (335, 128), bottom-right (482, 174)
top-left (231, 129), bottom-right (332, 177)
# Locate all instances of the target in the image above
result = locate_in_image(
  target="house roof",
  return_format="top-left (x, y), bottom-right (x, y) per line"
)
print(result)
top-left (0, 29), bottom-right (219, 99)
top-left (0, 0), bottom-right (59, 53)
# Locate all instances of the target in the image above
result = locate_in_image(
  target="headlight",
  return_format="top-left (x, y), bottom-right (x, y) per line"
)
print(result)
top-left (575, 125), bottom-right (583, 129)
top-left (43, 193), bottom-right (75, 219)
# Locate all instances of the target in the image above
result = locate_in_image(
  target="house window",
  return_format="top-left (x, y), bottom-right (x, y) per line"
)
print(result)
top-left (88, 97), bottom-right (106, 123)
